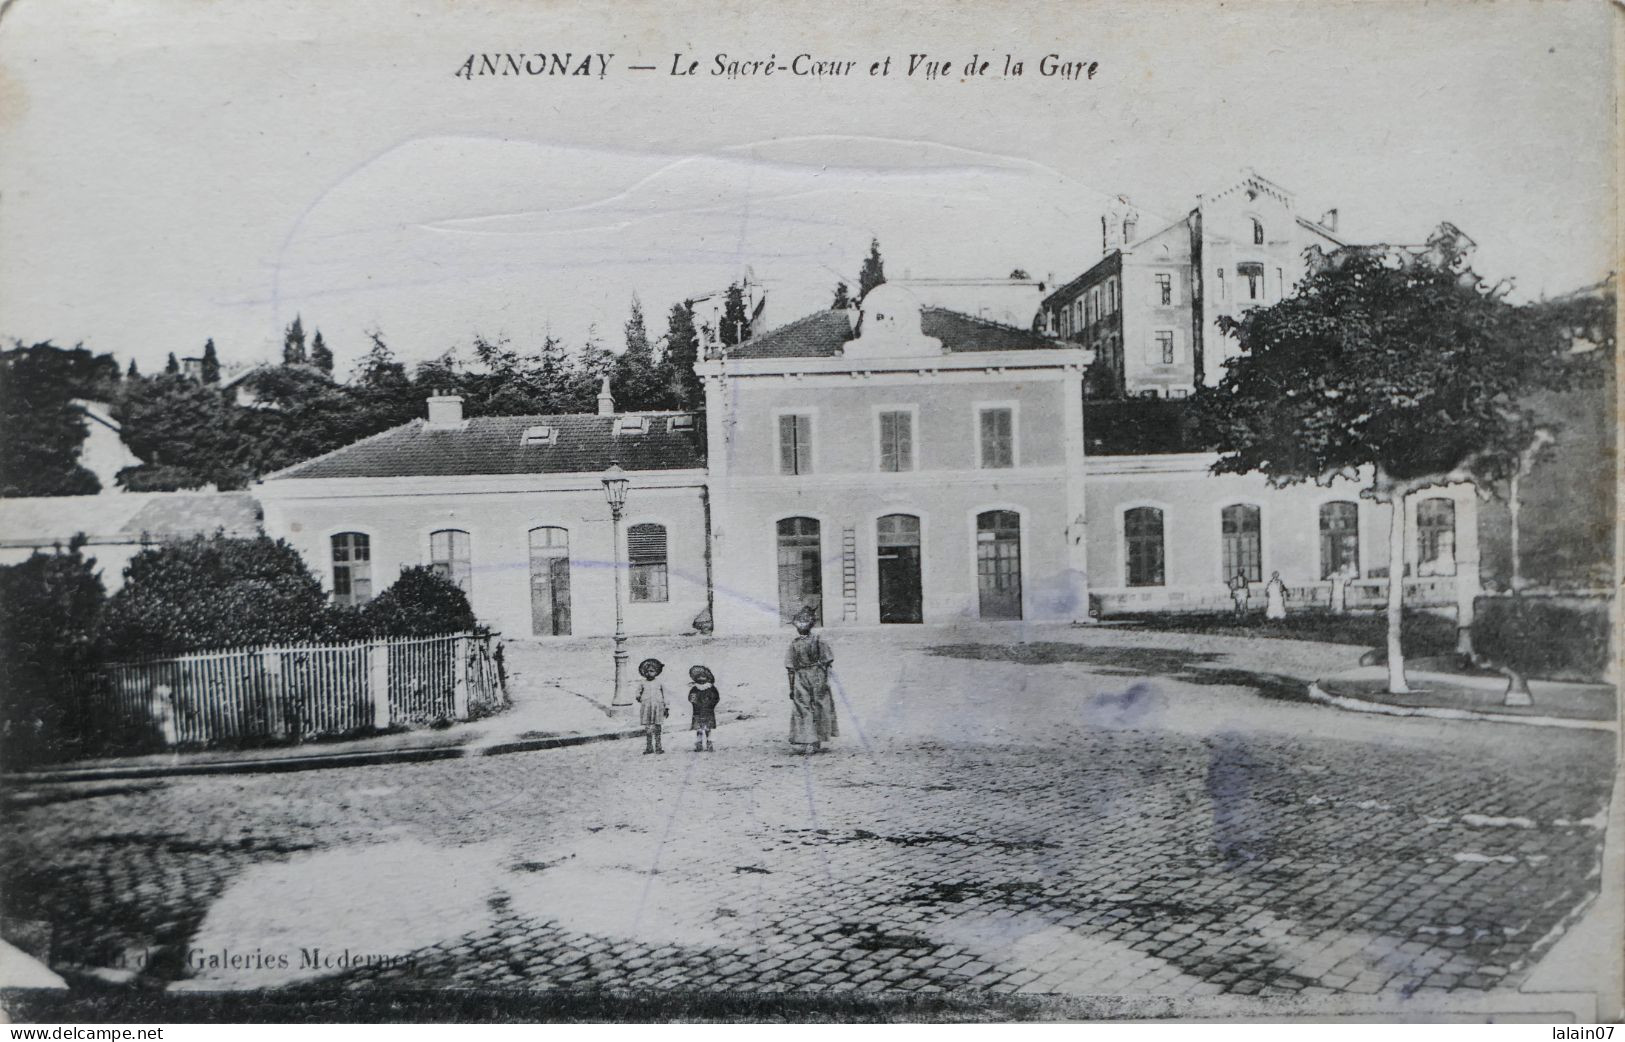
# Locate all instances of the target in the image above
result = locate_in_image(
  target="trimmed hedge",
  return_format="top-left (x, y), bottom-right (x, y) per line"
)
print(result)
top-left (1473, 594), bottom-right (1611, 683)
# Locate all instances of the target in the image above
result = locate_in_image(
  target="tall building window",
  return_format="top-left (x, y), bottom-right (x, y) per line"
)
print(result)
top-left (331, 532), bottom-right (372, 607)
top-left (1319, 501), bottom-right (1360, 579)
top-left (1215, 268), bottom-right (1227, 301)
top-left (1124, 507), bottom-right (1165, 587)
top-left (978, 407), bottom-right (1014, 469)
top-left (1154, 272), bottom-right (1173, 306)
top-left (1108, 277), bottom-right (1119, 313)
top-left (1221, 505), bottom-right (1262, 583)
top-left (878, 410), bottom-right (914, 472)
top-left (429, 528), bottom-right (472, 595)
top-left (627, 522), bottom-right (669, 602)
top-left (1251, 218), bottom-right (1265, 245)
top-left (1239, 262), bottom-right (1265, 301)
top-left (778, 414), bottom-right (812, 475)
top-left (776, 517), bottom-right (823, 625)
top-left (1416, 498), bottom-right (1457, 577)
top-left (1152, 330), bottom-right (1175, 364)
top-left (1276, 267), bottom-right (1285, 300)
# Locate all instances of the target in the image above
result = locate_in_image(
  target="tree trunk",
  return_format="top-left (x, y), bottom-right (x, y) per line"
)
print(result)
top-left (1509, 469), bottom-right (1522, 592)
top-left (1385, 491), bottom-right (1411, 693)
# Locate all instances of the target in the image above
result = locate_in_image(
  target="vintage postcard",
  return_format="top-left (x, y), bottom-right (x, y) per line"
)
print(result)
top-left (0, 0), bottom-right (1619, 1027)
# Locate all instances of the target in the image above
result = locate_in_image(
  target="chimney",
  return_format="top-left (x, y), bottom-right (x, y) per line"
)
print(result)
top-left (1320, 208), bottom-right (1339, 232)
top-left (426, 389), bottom-right (464, 428)
top-left (596, 376), bottom-right (616, 416)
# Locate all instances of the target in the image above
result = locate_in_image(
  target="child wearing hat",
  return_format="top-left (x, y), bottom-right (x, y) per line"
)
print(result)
top-left (687, 665), bottom-right (720, 752)
top-left (636, 657), bottom-right (669, 755)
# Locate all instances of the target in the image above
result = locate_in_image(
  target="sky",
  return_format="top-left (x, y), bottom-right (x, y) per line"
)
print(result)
top-left (0, 0), bottom-right (1615, 377)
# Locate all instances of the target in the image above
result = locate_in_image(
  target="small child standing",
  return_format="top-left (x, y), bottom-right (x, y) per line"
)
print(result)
top-left (687, 665), bottom-right (720, 752)
top-left (636, 657), bottom-right (669, 755)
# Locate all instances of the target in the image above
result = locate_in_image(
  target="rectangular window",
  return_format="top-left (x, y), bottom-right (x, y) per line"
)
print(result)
top-left (978, 407), bottom-right (1014, 469)
top-left (878, 410), bottom-right (914, 472)
top-left (1153, 330), bottom-right (1175, 365)
top-left (778, 414), bottom-right (812, 475)
top-left (331, 532), bottom-right (372, 607)
top-left (627, 523), bottom-right (669, 602)
top-left (1215, 268), bottom-right (1227, 301)
top-left (1108, 277), bottom-right (1119, 313)
top-left (1154, 273), bottom-right (1173, 306)
top-left (429, 529), bottom-right (472, 595)
top-left (1276, 267), bottom-right (1285, 300)
top-left (1125, 507), bottom-right (1165, 587)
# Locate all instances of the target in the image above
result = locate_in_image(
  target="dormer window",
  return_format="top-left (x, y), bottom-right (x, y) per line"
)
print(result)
top-left (669, 414), bottom-right (695, 431)
top-left (616, 415), bottom-right (648, 435)
top-left (521, 425), bottom-right (558, 446)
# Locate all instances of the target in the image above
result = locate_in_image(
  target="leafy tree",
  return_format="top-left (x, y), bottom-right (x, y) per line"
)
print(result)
top-left (613, 295), bottom-right (670, 411)
top-left (1196, 228), bottom-right (1596, 693)
top-left (831, 281), bottom-right (852, 310)
top-left (858, 237), bottom-right (886, 299)
top-left (164, 352), bottom-right (180, 375)
top-left (0, 538), bottom-right (107, 762)
top-left (114, 374), bottom-right (249, 490)
top-left (200, 339), bottom-right (221, 384)
top-left (100, 534), bottom-right (332, 656)
top-left (309, 330), bottom-right (333, 374)
top-left (361, 566), bottom-right (476, 637)
top-left (0, 342), bottom-right (117, 496)
top-left (1009, 268), bottom-right (1030, 280)
top-left (661, 301), bottom-right (702, 410)
top-left (282, 314), bottom-right (307, 366)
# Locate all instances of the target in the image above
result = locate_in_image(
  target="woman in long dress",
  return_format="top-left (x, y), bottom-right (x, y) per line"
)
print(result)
top-left (785, 606), bottom-right (837, 753)
top-left (1264, 571), bottom-right (1289, 620)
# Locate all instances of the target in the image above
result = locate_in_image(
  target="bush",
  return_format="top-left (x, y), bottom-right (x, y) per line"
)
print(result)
top-left (0, 538), bottom-right (107, 762)
top-left (1473, 594), bottom-right (1610, 683)
top-left (361, 566), bottom-right (475, 638)
top-left (100, 533), bottom-right (331, 657)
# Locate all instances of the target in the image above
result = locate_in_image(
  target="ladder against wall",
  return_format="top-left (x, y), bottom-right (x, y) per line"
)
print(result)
top-left (841, 526), bottom-right (859, 621)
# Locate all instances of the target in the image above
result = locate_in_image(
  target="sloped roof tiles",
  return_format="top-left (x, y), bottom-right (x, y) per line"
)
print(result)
top-left (725, 306), bottom-right (1057, 360)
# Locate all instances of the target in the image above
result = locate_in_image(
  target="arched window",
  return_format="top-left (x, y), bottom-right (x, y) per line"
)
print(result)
top-left (776, 517), bottom-right (823, 625)
top-left (1124, 507), bottom-right (1165, 587)
top-left (429, 529), bottom-right (471, 595)
top-left (1416, 498), bottom-right (1456, 577)
top-left (1221, 505), bottom-right (1262, 583)
top-left (1319, 502), bottom-right (1360, 579)
top-left (627, 523), bottom-right (669, 602)
top-left (331, 532), bottom-right (372, 607)
top-left (1251, 217), bottom-right (1265, 245)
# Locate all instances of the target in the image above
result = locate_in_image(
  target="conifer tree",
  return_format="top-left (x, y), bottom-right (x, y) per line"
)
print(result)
top-left (309, 330), bottom-right (334, 374)
top-left (200, 339), bottom-right (220, 384)
top-left (282, 315), bottom-right (307, 366)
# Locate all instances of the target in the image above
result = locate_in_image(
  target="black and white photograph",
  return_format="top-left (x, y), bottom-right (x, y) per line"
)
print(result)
top-left (0, 0), bottom-right (1618, 1026)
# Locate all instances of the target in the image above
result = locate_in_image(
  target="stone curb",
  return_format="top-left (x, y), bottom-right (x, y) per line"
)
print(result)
top-left (1305, 682), bottom-right (1617, 732)
top-left (3, 728), bottom-right (649, 786)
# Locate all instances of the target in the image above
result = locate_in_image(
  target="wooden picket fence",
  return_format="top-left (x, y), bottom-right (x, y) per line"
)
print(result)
top-left (57, 631), bottom-right (508, 755)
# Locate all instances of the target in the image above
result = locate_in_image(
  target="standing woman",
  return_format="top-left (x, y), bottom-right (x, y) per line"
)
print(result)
top-left (785, 606), bottom-right (838, 754)
top-left (1264, 570), bottom-right (1289, 620)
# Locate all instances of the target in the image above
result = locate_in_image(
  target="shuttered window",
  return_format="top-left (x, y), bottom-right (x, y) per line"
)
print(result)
top-left (778, 414), bottom-right (812, 475)
top-left (878, 410), bottom-right (913, 472)
top-left (979, 408), bottom-right (1014, 469)
top-left (627, 522), bottom-right (669, 603)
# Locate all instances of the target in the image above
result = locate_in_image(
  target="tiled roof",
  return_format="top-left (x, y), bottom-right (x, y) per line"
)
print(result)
top-left (118, 492), bottom-right (261, 539)
top-left (0, 491), bottom-right (261, 545)
top-left (726, 307), bottom-right (1058, 360)
top-left (267, 412), bottom-right (707, 481)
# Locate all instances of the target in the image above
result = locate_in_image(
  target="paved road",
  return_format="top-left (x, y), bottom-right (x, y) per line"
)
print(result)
top-left (2, 626), bottom-right (1615, 1010)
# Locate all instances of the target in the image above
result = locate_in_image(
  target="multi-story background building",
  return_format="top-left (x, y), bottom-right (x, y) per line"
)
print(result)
top-left (1042, 171), bottom-right (1344, 396)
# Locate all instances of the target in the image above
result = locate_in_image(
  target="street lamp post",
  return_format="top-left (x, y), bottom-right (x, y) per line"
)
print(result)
top-left (602, 461), bottom-right (631, 710)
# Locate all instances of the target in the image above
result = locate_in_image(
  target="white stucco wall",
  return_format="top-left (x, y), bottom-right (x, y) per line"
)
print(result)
top-left (258, 474), bottom-right (711, 640)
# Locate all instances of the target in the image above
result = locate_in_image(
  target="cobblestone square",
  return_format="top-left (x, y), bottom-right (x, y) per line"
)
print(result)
top-left (2, 627), bottom-right (1615, 1017)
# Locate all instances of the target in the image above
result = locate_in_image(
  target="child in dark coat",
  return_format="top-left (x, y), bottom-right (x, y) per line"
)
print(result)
top-left (688, 665), bottom-right (720, 752)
